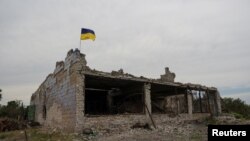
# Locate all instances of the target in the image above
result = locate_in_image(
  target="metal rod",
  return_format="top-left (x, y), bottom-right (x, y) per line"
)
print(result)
top-left (185, 88), bottom-right (188, 113)
top-left (79, 39), bottom-right (81, 52)
top-left (199, 90), bottom-right (202, 113)
top-left (206, 89), bottom-right (211, 114)
top-left (24, 130), bottom-right (28, 141)
top-left (144, 103), bottom-right (157, 129)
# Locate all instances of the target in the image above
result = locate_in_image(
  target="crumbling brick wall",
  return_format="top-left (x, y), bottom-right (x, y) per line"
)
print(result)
top-left (164, 95), bottom-right (187, 114)
top-left (30, 49), bottom-right (221, 133)
top-left (160, 67), bottom-right (176, 82)
top-left (30, 49), bottom-right (86, 132)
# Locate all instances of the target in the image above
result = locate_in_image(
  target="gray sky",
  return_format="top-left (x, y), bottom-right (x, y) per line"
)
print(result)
top-left (0, 0), bottom-right (250, 105)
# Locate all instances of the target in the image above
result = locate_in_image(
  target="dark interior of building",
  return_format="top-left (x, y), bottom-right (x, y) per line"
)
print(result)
top-left (84, 74), bottom-right (210, 116)
top-left (85, 75), bottom-right (144, 115)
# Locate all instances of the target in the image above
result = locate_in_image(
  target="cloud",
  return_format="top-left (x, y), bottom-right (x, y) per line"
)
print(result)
top-left (221, 92), bottom-right (250, 105)
top-left (0, 0), bottom-right (250, 105)
top-left (0, 84), bottom-right (38, 105)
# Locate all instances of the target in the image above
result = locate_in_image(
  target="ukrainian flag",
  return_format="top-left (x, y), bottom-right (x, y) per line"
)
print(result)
top-left (80, 28), bottom-right (96, 41)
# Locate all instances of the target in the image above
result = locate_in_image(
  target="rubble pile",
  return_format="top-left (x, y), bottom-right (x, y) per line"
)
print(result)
top-left (0, 118), bottom-right (27, 132)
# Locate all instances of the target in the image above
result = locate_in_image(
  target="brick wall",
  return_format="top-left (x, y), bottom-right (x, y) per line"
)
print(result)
top-left (30, 49), bottom-right (86, 132)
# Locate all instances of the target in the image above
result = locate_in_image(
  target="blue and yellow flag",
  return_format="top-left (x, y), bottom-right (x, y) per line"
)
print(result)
top-left (80, 28), bottom-right (96, 41)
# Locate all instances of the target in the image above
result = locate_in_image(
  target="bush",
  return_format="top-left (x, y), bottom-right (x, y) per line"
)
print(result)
top-left (0, 100), bottom-right (27, 120)
top-left (222, 97), bottom-right (250, 119)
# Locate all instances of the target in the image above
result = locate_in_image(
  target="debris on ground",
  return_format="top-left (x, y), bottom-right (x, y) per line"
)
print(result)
top-left (28, 121), bottom-right (40, 127)
top-left (82, 128), bottom-right (93, 135)
top-left (131, 122), bottom-right (151, 130)
top-left (0, 118), bottom-right (27, 132)
top-left (1, 114), bottom-right (250, 141)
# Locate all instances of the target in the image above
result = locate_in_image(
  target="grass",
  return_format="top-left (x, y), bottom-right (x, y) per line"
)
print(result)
top-left (204, 117), bottom-right (218, 125)
top-left (0, 128), bottom-right (82, 141)
top-left (231, 112), bottom-right (245, 119)
top-left (190, 133), bottom-right (203, 141)
top-left (0, 134), bottom-right (7, 139)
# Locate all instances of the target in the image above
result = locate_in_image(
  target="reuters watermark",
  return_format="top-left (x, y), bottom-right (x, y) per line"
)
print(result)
top-left (208, 125), bottom-right (249, 140)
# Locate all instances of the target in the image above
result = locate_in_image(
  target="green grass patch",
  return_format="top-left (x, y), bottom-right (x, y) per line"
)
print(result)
top-left (232, 112), bottom-right (245, 119)
top-left (204, 117), bottom-right (218, 125)
top-left (190, 133), bottom-right (203, 141)
top-left (0, 129), bottom-right (80, 141)
top-left (0, 134), bottom-right (7, 139)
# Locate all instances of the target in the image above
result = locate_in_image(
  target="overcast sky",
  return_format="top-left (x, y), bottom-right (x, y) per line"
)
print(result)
top-left (0, 0), bottom-right (250, 105)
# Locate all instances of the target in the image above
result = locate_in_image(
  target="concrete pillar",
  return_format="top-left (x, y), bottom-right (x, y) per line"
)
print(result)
top-left (208, 90), bottom-right (221, 117)
top-left (144, 83), bottom-right (151, 115)
top-left (187, 92), bottom-right (193, 116)
top-left (215, 90), bottom-right (222, 116)
top-left (177, 99), bottom-right (180, 115)
top-left (208, 92), bottom-right (216, 117)
top-left (75, 73), bottom-right (85, 132)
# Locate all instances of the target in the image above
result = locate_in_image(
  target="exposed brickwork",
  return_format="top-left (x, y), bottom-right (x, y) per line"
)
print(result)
top-left (164, 94), bottom-right (187, 114)
top-left (160, 67), bottom-right (176, 82)
top-left (30, 49), bottom-right (222, 133)
top-left (30, 49), bottom-right (86, 132)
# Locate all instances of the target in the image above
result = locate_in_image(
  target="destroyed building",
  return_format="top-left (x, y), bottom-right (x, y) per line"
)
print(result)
top-left (30, 49), bottom-right (221, 132)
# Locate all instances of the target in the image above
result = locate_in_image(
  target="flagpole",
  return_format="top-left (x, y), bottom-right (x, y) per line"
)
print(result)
top-left (79, 39), bottom-right (81, 52)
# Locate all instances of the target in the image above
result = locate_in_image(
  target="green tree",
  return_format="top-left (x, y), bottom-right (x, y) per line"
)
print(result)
top-left (0, 100), bottom-right (26, 120)
top-left (222, 97), bottom-right (250, 119)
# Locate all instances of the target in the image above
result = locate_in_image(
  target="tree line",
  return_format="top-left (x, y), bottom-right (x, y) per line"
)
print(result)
top-left (0, 89), bottom-right (28, 120)
top-left (222, 97), bottom-right (250, 119)
top-left (0, 88), bottom-right (250, 120)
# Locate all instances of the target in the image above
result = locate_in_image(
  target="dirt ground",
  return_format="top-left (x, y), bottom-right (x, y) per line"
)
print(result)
top-left (0, 114), bottom-right (249, 141)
